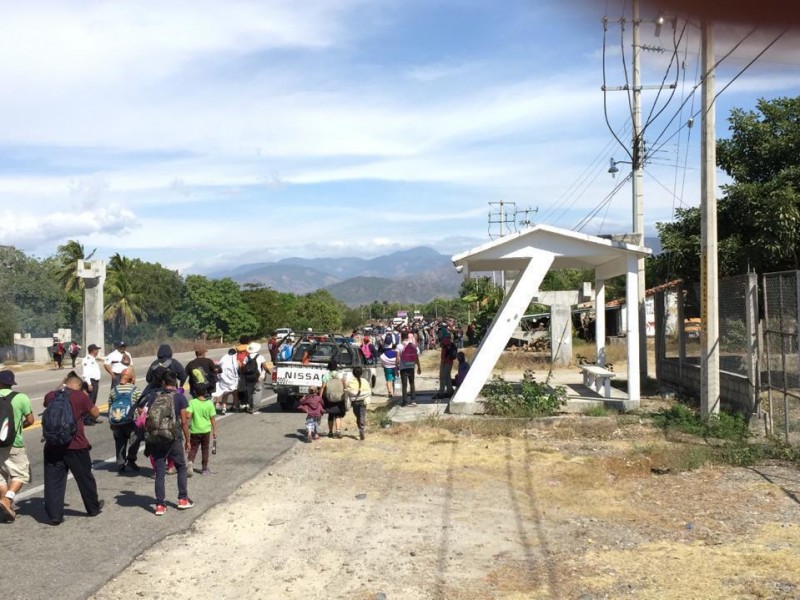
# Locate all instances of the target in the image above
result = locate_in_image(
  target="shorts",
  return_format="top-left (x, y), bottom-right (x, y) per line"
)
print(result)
top-left (383, 368), bottom-right (396, 382)
top-left (0, 446), bottom-right (31, 484)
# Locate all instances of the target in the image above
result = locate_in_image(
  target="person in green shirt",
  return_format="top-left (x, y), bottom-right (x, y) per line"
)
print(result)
top-left (0, 370), bottom-right (34, 522)
top-left (186, 383), bottom-right (218, 476)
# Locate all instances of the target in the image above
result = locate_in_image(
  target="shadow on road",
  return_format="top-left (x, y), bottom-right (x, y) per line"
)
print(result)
top-left (114, 489), bottom-right (154, 513)
top-left (14, 497), bottom-right (86, 524)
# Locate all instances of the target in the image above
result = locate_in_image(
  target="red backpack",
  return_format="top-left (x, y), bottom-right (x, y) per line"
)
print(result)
top-left (400, 343), bottom-right (418, 366)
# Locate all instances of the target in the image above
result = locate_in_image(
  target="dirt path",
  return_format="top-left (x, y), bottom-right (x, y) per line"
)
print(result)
top-left (92, 402), bottom-right (800, 600)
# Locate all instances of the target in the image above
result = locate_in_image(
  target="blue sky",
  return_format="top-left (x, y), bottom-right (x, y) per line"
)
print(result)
top-left (1, 0), bottom-right (798, 274)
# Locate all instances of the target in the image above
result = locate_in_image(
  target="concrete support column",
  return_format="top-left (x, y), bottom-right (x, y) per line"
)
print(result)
top-left (626, 255), bottom-right (641, 404)
top-left (595, 278), bottom-right (606, 367)
top-left (78, 260), bottom-right (106, 355)
top-left (745, 271), bottom-right (759, 414)
top-left (550, 303), bottom-right (572, 367)
top-left (451, 254), bottom-right (553, 410)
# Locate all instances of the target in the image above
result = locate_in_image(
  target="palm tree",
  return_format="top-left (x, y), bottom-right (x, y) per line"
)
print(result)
top-left (55, 240), bottom-right (96, 292)
top-left (104, 257), bottom-right (146, 340)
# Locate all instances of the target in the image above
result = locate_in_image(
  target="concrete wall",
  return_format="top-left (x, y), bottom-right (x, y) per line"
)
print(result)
top-left (659, 358), bottom-right (755, 414)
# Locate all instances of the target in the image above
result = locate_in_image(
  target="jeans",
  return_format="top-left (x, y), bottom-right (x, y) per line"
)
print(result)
top-left (149, 438), bottom-right (188, 505)
top-left (188, 433), bottom-right (211, 470)
top-left (438, 362), bottom-right (454, 395)
top-left (352, 402), bottom-right (366, 432)
top-left (112, 423), bottom-right (141, 466)
top-left (400, 368), bottom-right (416, 404)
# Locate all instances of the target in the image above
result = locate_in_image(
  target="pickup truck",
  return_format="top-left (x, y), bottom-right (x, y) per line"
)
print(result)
top-left (271, 332), bottom-right (375, 411)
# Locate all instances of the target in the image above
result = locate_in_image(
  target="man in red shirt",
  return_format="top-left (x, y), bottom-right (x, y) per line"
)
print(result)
top-left (43, 371), bottom-right (104, 525)
top-left (434, 335), bottom-right (456, 400)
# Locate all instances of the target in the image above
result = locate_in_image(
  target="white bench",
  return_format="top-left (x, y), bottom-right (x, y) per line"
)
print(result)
top-left (579, 365), bottom-right (616, 399)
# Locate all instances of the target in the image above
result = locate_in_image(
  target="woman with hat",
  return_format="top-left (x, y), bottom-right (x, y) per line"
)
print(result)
top-left (239, 342), bottom-right (269, 414)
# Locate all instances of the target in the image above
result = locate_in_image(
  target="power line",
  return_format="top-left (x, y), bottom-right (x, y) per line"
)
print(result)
top-left (573, 172), bottom-right (632, 232)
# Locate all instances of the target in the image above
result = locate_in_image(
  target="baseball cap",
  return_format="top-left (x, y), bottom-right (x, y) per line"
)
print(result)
top-left (117, 340), bottom-right (126, 347)
top-left (0, 370), bottom-right (16, 386)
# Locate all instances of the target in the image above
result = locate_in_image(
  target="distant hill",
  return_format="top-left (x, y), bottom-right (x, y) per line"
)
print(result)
top-left (216, 246), bottom-right (462, 302)
top-left (324, 266), bottom-right (463, 307)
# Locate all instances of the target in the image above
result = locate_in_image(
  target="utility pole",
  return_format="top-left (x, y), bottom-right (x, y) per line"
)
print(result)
top-left (631, 0), bottom-right (648, 386)
top-left (700, 19), bottom-right (720, 418)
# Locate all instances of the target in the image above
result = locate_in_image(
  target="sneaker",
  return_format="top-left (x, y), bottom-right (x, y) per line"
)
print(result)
top-left (155, 504), bottom-right (167, 516)
top-left (335, 431), bottom-right (343, 439)
top-left (327, 432), bottom-right (335, 438)
top-left (201, 469), bottom-right (211, 476)
top-left (313, 433), bottom-right (321, 440)
top-left (177, 498), bottom-right (195, 510)
top-left (186, 461), bottom-right (193, 478)
top-left (410, 401), bottom-right (418, 407)
top-left (359, 429), bottom-right (365, 441)
top-left (221, 406), bottom-right (227, 415)
top-left (88, 499), bottom-right (105, 517)
top-left (117, 463), bottom-right (126, 473)
top-left (126, 461), bottom-right (140, 471)
top-left (166, 466), bottom-right (177, 475)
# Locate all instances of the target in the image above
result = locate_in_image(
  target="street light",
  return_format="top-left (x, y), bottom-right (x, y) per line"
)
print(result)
top-left (608, 157), bottom-right (632, 179)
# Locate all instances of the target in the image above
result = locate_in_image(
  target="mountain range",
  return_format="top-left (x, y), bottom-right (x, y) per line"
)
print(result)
top-left (209, 237), bottom-right (664, 307)
top-left (210, 246), bottom-right (464, 306)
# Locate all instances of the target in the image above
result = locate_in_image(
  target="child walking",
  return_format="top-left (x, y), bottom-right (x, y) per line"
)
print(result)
top-left (298, 386), bottom-right (325, 443)
top-left (186, 383), bottom-right (218, 476)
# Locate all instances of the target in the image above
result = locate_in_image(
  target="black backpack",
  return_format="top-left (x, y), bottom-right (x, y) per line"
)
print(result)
top-left (445, 343), bottom-right (458, 360)
top-left (42, 388), bottom-right (77, 446)
top-left (242, 355), bottom-right (261, 383)
top-left (0, 391), bottom-right (18, 448)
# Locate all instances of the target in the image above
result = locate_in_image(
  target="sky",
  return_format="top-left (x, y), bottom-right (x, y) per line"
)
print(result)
top-left (1, 0), bottom-right (799, 274)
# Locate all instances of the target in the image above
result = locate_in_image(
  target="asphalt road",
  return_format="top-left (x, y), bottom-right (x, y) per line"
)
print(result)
top-left (0, 348), bottom-right (302, 600)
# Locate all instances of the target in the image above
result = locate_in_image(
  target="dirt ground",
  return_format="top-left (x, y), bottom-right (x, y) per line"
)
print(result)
top-left (92, 392), bottom-right (800, 600)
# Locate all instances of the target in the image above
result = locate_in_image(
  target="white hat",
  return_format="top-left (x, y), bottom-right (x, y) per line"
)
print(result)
top-left (247, 342), bottom-right (262, 354)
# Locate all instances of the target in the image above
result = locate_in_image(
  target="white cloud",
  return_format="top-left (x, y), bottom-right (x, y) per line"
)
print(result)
top-left (1, 206), bottom-right (137, 248)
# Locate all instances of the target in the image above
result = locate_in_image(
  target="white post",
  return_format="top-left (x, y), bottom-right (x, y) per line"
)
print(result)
top-left (626, 254), bottom-right (641, 403)
top-left (595, 277), bottom-right (606, 367)
top-left (700, 19), bottom-right (720, 418)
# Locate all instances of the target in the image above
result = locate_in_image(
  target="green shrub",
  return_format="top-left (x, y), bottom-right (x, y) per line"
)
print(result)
top-left (652, 403), bottom-right (749, 441)
top-left (482, 370), bottom-right (567, 418)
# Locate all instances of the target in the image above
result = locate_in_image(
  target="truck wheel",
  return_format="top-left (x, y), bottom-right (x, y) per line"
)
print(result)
top-left (277, 392), bottom-right (294, 411)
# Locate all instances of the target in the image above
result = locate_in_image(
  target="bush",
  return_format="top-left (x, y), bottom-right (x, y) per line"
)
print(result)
top-left (652, 403), bottom-right (749, 441)
top-left (482, 370), bottom-right (567, 418)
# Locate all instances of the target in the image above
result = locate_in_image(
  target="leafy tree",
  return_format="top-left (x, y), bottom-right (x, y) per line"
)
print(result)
top-left (171, 276), bottom-right (258, 341)
top-left (293, 290), bottom-right (344, 332)
top-left (459, 276), bottom-right (504, 338)
top-left (126, 259), bottom-right (184, 341)
top-left (54, 240), bottom-right (94, 293)
top-left (0, 247), bottom-right (68, 338)
top-left (104, 254), bottom-right (147, 341)
top-left (656, 96), bottom-right (800, 283)
top-left (242, 284), bottom-right (298, 335)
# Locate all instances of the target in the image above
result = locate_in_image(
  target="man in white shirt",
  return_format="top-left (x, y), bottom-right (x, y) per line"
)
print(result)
top-left (104, 341), bottom-right (132, 388)
top-left (81, 344), bottom-right (104, 425)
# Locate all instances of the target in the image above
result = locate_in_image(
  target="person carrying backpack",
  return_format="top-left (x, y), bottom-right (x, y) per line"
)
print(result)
top-left (143, 344), bottom-right (187, 398)
top-left (360, 336), bottom-right (376, 365)
top-left (239, 342), bottom-right (269, 414)
top-left (52, 338), bottom-right (65, 370)
top-left (42, 371), bottom-right (104, 526)
top-left (346, 366), bottom-right (372, 441)
top-left (0, 370), bottom-right (34, 522)
top-left (68, 341), bottom-right (81, 368)
top-left (143, 370), bottom-right (193, 516)
top-left (320, 359), bottom-right (347, 439)
top-left (108, 368), bottom-right (142, 474)
top-left (397, 332), bottom-right (422, 407)
top-left (434, 335), bottom-right (457, 400)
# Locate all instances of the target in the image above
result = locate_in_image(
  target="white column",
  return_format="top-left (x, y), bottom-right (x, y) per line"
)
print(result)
top-left (452, 254), bottom-right (553, 406)
top-left (626, 255), bottom-right (641, 403)
top-left (595, 277), bottom-right (606, 367)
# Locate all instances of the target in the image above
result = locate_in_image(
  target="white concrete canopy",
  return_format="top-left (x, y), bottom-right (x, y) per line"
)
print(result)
top-left (450, 224), bottom-right (651, 412)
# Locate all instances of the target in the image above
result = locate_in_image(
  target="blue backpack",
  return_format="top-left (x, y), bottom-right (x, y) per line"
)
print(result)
top-left (109, 387), bottom-right (136, 425)
top-left (42, 388), bottom-right (77, 446)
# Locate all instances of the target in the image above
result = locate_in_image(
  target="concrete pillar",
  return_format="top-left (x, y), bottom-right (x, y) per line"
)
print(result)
top-left (745, 272), bottom-right (758, 414)
top-left (78, 260), bottom-right (106, 355)
top-left (451, 254), bottom-right (553, 411)
top-left (550, 303), bottom-right (572, 367)
top-left (654, 290), bottom-right (665, 388)
top-left (595, 278), bottom-right (606, 367)
top-left (626, 254), bottom-right (641, 404)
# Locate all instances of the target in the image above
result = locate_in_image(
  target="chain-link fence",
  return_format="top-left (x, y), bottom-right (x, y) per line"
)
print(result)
top-left (762, 271), bottom-right (800, 443)
top-left (655, 274), bottom-right (758, 415)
